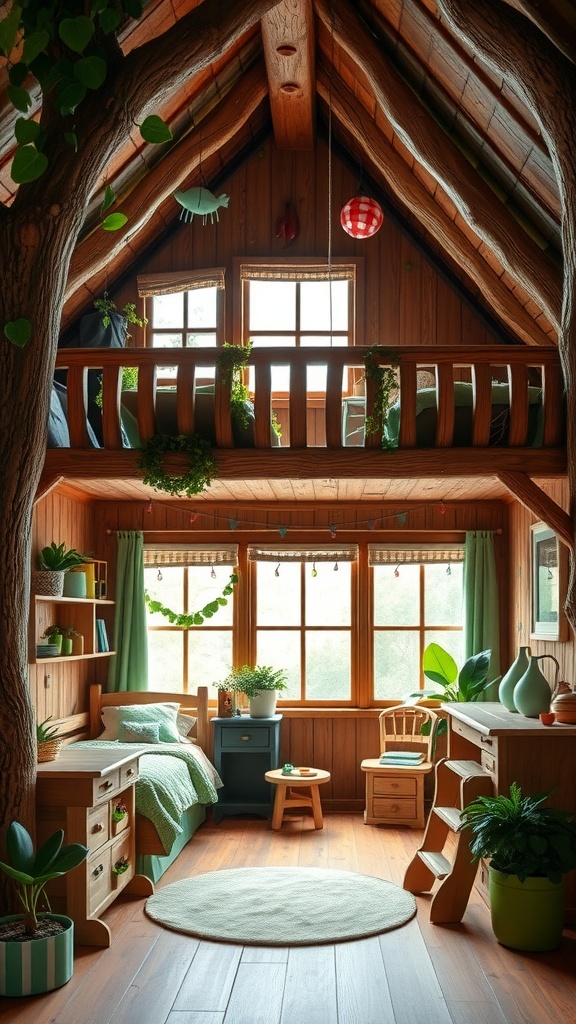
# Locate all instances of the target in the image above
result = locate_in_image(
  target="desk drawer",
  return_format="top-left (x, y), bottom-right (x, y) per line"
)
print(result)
top-left (92, 771), bottom-right (120, 806)
top-left (88, 847), bottom-right (112, 915)
top-left (373, 797), bottom-right (417, 821)
top-left (373, 776), bottom-right (416, 797)
top-left (451, 719), bottom-right (497, 757)
top-left (120, 759), bottom-right (139, 787)
top-left (220, 727), bottom-right (270, 748)
top-left (87, 804), bottom-right (109, 853)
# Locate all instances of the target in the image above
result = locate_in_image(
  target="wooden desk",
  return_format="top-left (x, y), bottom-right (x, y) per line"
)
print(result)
top-left (445, 702), bottom-right (576, 914)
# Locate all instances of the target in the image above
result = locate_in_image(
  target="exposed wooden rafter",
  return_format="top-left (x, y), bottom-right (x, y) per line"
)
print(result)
top-left (261, 0), bottom-right (315, 149)
top-left (497, 471), bottom-right (572, 548)
top-left (317, 68), bottom-right (552, 347)
top-left (505, 0), bottom-right (576, 63)
top-left (315, 0), bottom-right (563, 335)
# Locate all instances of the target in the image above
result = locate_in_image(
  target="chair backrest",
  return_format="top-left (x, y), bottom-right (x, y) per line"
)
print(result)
top-left (378, 705), bottom-right (438, 762)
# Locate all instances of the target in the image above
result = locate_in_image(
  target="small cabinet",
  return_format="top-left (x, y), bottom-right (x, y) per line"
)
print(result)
top-left (36, 747), bottom-right (154, 947)
top-left (212, 714), bottom-right (282, 822)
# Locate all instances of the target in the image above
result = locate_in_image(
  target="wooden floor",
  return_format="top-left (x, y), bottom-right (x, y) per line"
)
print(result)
top-left (2, 812), bottom-right (576, 1023)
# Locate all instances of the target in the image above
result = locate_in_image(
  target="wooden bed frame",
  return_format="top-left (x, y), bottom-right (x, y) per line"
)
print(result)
top-left (86, 684), bottom-right (212, 857)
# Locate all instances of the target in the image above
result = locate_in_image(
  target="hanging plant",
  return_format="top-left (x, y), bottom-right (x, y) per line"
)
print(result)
top-left (137, 433), bottom-right (217, 498)
top-left (216, 342), bottom-right (253, 430)
top-left (362, 345), bottom-right (399, 450)
top-left (145, 572), bottom-right (238, 626)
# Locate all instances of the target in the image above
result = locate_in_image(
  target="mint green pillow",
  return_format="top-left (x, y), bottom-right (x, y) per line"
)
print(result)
top-left (119, 721), bottom-right (161, 743)
top-left (100, 702), bottom-right (180, 743)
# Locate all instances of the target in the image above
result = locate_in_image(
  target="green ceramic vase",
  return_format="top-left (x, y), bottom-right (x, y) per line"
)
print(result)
top-left (498, 645), bottom-right (530, 712)
top-left (513, 653), bottom-right (558, 717)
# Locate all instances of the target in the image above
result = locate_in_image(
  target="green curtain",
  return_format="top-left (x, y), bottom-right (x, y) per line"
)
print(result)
top-left (107, 530), bottom-right (148, 692)
top-left (463, 530), bottom-right (500, 699)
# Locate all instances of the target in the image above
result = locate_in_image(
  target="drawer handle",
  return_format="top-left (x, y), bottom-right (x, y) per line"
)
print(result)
top-left (480, 736), bottom-right (493, 747)
top-left (92, 822), bottom-right (105, 834)
top-left (241, 735), bottom-right (251, 741)
top-left (391, 782), bottom-right (399, 789)
top-left (100, 780), bottom-right (114, 791)
top-left (391, 804), bottom-right (399, 812)
top-left (92, 864), bottom-right (104, 878)
top-left (126, 768), bottom-right (135, 777)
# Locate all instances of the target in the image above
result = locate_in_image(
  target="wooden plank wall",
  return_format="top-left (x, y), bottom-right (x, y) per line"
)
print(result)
top-left (507, 478), bottom-right (576, 687)
top-left (108, 139), bottom-right (500, 349)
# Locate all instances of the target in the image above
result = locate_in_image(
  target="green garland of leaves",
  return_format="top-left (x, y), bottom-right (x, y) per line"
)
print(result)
top-left (145, 573), bottom-right (238, 626)
top-left (137, 433), bottom-right (217, 498)
top-left (362, 345), bottom-right (400, 450)
top-left (216, 342), bottom-right (253, 430)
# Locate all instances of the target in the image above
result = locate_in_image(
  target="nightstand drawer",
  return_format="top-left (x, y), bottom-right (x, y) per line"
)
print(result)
top-left (93, 771), bottom-right (120, 805)
top-left (220, 726), bottom-right (271, 748)
top-left (120, 759), bottom-right (139, 787)
top-left (87, 804), bottom-right (110, 853)
top-left (88, 847), bottom-right (112, 915)
top-left (373, 797), bottom-right (417, 820)
top-left (373, 776), bottom-right (416, 797)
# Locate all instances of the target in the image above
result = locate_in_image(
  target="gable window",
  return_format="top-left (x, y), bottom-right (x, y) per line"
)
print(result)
top-left (144, 544), bottom-right (237, 695)
top-left (369, 544), bottom-right (465, 700)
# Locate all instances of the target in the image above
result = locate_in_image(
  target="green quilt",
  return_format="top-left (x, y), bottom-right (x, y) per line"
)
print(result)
top-left (73, 741), bottom-right (222, 854)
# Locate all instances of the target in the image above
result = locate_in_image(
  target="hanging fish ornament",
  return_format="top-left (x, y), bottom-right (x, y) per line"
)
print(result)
top-left (174, 187), bottom-right (230, 224)
top-left (276, 202), bottom-right (299, 246)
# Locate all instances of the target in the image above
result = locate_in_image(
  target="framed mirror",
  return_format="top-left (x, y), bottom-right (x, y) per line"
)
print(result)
top-left (530, 523), bottom-right (568, 641)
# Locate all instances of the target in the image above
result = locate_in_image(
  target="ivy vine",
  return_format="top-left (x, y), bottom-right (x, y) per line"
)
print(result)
top-left (145, 573), bottom-right (238, 626)
top-left (362, 345), bottom-right (400, 450)
top-left (137, 433), bottom-right (217, 498)
top-left (216, 342), bottom-right (253, 430)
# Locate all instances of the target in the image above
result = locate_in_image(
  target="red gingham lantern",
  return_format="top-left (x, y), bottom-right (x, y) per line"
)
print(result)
top-left (340, 195), bottom-right (384, 239)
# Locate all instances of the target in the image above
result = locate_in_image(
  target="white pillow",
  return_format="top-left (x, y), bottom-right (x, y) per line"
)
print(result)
top-left (176, 712), bottom-right (197, 738)
top-left (100, 702), bottom-right (180, 743)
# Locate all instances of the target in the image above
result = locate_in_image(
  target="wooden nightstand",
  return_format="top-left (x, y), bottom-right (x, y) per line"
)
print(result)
top-left (36, 747), bottom-right (154, 947)
top-left (212, 714), bottom-right (282, 822)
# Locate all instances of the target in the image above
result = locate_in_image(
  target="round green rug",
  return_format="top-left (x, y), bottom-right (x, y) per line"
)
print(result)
top-left (145, 866), bottom-right (417, 945)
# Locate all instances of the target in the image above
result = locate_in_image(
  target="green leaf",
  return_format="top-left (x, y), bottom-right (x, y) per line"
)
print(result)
top-left (123, 0), bottom-right (143, 19)
top-left (64, 131), bottom-right (78, 151)
top-left (11, 144), bottom-right (48, 183)
top-left (59, 16), bottom-right (95, 54)
top-left (7, 84), bottom-right (32, 113)
top-left (14, 117), bottom-right (40, 145)
top-left (73, 55), bottom-right (107, 89)
top-left (99, 8), bottom-right (121, 34)
top-left (0, 3), bottom-right (22, 57)
top-left (422, 642), bottom-right (458, 686)
top-left (8, 62), bottom-right (27, 87)
top-left (56, 80), bottom-right (86, 114)
top-left (4, 317), bottom-right (32, 347)
top-left (102, 184), bottom-right (116, 211)
top-left (139, 115), bottom-right (172, 144)
top-left (33, 829), bottom-right (64, 875)
top-left (101, 212), bottom-right (127, 231)
top-left (22, 29), bottom-right (49, 64)
top-left (6, 822), bottom-right (34, 874)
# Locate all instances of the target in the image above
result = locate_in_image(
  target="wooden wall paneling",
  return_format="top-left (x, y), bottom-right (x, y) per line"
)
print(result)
top-left (245, 143), bottom-right (273, 254)
top-left (399, 236), bottom-right (422, 346)
top-left (379, 219), bottom-right (401, 345)
top-left (295, 148), bottom-right (316, 254)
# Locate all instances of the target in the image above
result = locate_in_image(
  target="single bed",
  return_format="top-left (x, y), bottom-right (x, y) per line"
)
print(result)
top-left (69, 685), bottom-right (221, 882)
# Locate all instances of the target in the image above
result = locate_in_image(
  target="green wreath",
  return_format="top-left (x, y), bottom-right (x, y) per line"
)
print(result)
top-left (137, 433), bottom-right (217, 497)
top-left (145, 573), bottom-right (238, 626)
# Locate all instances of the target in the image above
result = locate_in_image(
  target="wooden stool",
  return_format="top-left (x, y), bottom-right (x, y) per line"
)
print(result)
top-left (265, 768), bottom-right (331, 830)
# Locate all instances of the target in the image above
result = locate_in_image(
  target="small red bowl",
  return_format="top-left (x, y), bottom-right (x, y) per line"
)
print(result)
top-left (539, 712), bottom-right (555, 726)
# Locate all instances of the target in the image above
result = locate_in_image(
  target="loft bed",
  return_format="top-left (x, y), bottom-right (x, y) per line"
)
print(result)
top-left (42, 345), bottom-right (567, 508)
top-left (58, 686), bottom-right (219, 882)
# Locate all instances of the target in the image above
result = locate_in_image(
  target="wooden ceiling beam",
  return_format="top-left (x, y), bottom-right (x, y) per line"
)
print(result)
top-left (315, 0), bottom-right (562, 335)
top-left (261, 0), bottom-right (315, 149)
top-left (317, 68), bottom-right (552, 347)
top-left (63, 64), bottom-right (269, 326)
top-left (504, 0), bottom-right (576, 63)
top-left (497, 471), bottom-right (572, 548)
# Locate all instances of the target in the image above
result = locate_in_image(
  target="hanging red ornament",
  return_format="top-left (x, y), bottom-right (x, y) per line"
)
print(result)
top-left (340, 195), bottom-right (383, 239)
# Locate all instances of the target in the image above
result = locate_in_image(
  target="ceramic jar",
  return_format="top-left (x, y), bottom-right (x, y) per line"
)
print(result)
top-left (498, 645), bottom-right (531, 712)
top-left (513, 654), bottom-right (559, 718)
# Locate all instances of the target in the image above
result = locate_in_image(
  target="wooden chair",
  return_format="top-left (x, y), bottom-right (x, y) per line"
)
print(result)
top-left (361, 705), bottom-right (439, 828)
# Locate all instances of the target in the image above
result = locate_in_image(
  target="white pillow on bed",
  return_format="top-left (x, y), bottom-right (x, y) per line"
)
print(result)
top-left (100, 702), bottom-right (180, 743)
top-left (176, 712), bottom-right (197, 740)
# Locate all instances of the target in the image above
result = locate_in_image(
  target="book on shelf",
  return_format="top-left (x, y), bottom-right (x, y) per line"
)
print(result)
top-left (379, 750), bottom-right (425, 765)
top-left (96, 618), bottom-right (109, 653)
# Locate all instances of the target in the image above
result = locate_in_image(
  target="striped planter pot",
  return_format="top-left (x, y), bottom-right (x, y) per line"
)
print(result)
top-left (0, 915), bottom-right (74, 997)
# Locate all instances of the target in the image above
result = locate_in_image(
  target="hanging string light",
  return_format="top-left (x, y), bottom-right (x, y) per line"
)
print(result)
top-left (157, 569), bottom-right (163, 581)
top-left (311, 562), bottom-right (318, 578)
top-left (146, 501), bottom-right (153, 513)
top-left (333, 561), bottom-right (339, 572)
top-left (275, 563), bottom-right (281, 577)
top-left (446, 563), bottom-right (451, 576)
top-left (394, 565), bottom-right (400, 578)
top-left (210, 564), bottom-right (216, 579)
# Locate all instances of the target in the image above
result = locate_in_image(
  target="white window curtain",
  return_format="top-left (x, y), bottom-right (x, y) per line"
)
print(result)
top-left (144, 544), bottom-right (238, 567)
top-left (368, 543), bottom-right (465, 565)
top-left (137, 268), bottom-right (225, 296)
top-left (249, 545), bottom-right (358, 563)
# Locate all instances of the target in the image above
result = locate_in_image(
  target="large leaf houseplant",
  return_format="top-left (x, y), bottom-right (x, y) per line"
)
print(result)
top-left (459, 783), bottom-right (576, 951)
top-left (0, 822), bottom-right (88, 996)
top-left (407, 643), bottom-right (497, 739)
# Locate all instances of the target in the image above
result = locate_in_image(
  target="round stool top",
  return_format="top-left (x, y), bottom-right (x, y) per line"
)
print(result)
top-left (265, 768), bottom-right (331, 785)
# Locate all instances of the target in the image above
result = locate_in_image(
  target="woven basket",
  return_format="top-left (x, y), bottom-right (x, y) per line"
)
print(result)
top-left (37, 739), bottom-right (62, 763)
top-left (33, 570), bottom-right (65, 597)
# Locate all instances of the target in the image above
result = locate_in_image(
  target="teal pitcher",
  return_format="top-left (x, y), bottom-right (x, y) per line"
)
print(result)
top-left (498, 645), bottom-right (531, 712)
top-left (513, 654), bottom-right (559, 718)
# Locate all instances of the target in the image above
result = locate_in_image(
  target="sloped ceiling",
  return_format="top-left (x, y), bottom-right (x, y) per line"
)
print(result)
top-left (1, 0), bottom-right (571, 346)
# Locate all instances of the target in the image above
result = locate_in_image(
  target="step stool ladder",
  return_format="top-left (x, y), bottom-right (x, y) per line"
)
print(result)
top-left (403, 758), bottom-right (493, 923)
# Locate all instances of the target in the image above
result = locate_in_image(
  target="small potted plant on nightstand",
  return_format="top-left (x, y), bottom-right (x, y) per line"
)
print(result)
top-left (459, 782), bottom-right (576, 951)
top-left (0, 822), bottom-right (88, 996)
top-left (217, 665), bottom-right (288, 718)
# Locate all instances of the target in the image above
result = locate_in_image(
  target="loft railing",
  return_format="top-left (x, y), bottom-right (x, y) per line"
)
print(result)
top-left (53, 345), bottom-right (565, 452)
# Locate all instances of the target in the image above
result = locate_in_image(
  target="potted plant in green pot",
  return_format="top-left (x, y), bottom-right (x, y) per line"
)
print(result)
top-left (34, 542), bottom-right (88, 597)
top-left (217, 664), bottom-right (288, 718)
top-left (459, 783), bottom-right (576, 951)
top-left (0, 822), bottom-right (88, 996)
